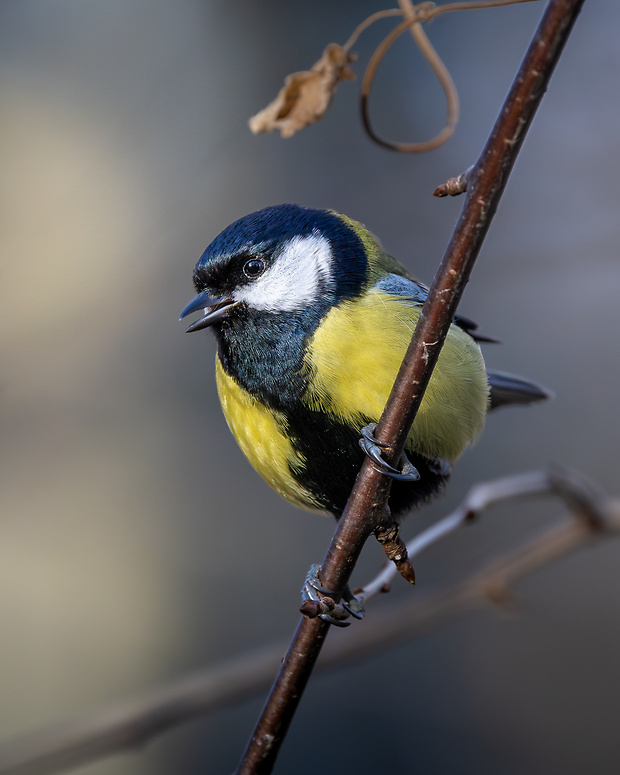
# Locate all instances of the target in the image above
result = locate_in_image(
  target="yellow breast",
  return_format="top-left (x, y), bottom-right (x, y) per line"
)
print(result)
top-left (215, 358), bottom-right (323, 512)
top-left (304, 289), bottom-right (489, 462)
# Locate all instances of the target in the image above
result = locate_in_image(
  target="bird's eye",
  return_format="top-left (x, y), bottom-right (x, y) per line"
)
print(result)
top-left (243, 258), bottom-right (266, 279)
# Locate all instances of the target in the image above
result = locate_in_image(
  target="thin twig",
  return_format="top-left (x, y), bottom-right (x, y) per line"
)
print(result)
top-left (361, 0), bottom-right (539, 151)
top-left (336, 496), bottom-right (619, 659)
top-left (236, 1), bottom-right (586, 773)
top-left (342, 9), bottom-right (403, 52)
top-left (358, 466), bottom-right (610, 601)
top-left (362, 0), bottom-right (459, 152)
top-left (0, 472), bottom-right (616, 775)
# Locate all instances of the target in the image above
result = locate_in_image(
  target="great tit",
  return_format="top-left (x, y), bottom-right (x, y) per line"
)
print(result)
top-left (180, 204), bottom-right (548, 519)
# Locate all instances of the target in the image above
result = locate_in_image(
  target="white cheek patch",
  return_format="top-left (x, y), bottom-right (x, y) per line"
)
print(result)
top-left (233, 231), bottom-right (335, 312)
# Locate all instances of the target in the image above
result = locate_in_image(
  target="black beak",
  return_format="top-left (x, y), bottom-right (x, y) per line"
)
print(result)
top-left (179, 290), bottom-right (239, 333)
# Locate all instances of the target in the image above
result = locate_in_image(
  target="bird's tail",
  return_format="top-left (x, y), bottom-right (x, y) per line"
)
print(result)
top-left (487, 369), bottom-right (553, 411)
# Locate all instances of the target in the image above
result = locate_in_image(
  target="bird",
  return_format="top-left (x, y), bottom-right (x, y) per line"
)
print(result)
top-left (180, 204), bottom-right (549, 522)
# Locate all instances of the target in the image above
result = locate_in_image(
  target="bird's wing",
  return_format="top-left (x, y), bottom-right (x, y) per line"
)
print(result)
top-left (374, 272), bottom-right (498, 342)
top-left (373, 272), bottom-right (429, 305)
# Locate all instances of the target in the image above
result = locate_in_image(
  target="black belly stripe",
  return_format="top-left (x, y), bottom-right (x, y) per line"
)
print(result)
top-left (284, 405), bottom-right (449, 518)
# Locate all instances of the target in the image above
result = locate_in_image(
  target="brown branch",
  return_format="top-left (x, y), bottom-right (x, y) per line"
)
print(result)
top-left (236, 1), bottom-right (586, 773)
top-left (0, 469), bottom-right (616, 775)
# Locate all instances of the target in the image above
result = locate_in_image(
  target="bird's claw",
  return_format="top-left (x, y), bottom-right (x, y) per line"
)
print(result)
top-left (359, 424), bottom-right (421, 482)
top-left (301, 564), bottom-right (365, 627)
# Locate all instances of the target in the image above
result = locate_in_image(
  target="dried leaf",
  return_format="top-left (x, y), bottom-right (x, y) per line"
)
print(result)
top-left (249, 43), bottom-right (356, 139)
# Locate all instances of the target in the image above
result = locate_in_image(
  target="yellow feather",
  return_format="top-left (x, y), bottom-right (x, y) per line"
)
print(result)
top-left (304, 289), bottom-right (489, 462)
top-left (215, 358), bottom-right (322, 512)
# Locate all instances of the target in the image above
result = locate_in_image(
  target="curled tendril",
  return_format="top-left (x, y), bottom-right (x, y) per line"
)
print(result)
top-left (249, 0), bottom-right (539, 151)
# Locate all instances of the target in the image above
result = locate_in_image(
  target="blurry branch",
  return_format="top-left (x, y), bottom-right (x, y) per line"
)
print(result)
top-left (249, 0), bottom-right (539, 148)
top-left (357, 466), bottom-right (610, 602)
top-left (0, 468), bottom-right (617, 775)
top-left (238, 1), bottom-right (586, 772)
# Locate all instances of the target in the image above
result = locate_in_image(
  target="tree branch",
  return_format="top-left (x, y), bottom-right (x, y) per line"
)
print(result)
top-left (236, 1), bottom-right (586, 772)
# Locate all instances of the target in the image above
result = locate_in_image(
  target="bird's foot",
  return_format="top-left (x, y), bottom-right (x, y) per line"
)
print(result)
top-left (359, 424), bottom-right (421, 482)
top-left (300, 564), bottom-right (365, 627)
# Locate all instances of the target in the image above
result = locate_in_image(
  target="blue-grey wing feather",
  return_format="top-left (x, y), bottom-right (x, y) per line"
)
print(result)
top-left (374, 273), bottom-right (429, 304)
top-left (374, 273), bottom-right (495, 341)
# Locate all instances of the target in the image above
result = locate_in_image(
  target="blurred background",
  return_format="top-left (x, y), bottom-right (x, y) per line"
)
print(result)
top-left (1, 1), bottom-right (618, 773)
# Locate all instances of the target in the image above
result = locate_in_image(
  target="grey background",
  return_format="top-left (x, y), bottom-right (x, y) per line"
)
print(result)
top-left (1, 1), bottom-right (619, 773)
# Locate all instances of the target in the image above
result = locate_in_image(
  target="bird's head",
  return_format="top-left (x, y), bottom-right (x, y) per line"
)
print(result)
top-left (180, 204), bottom-right (372, 332)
